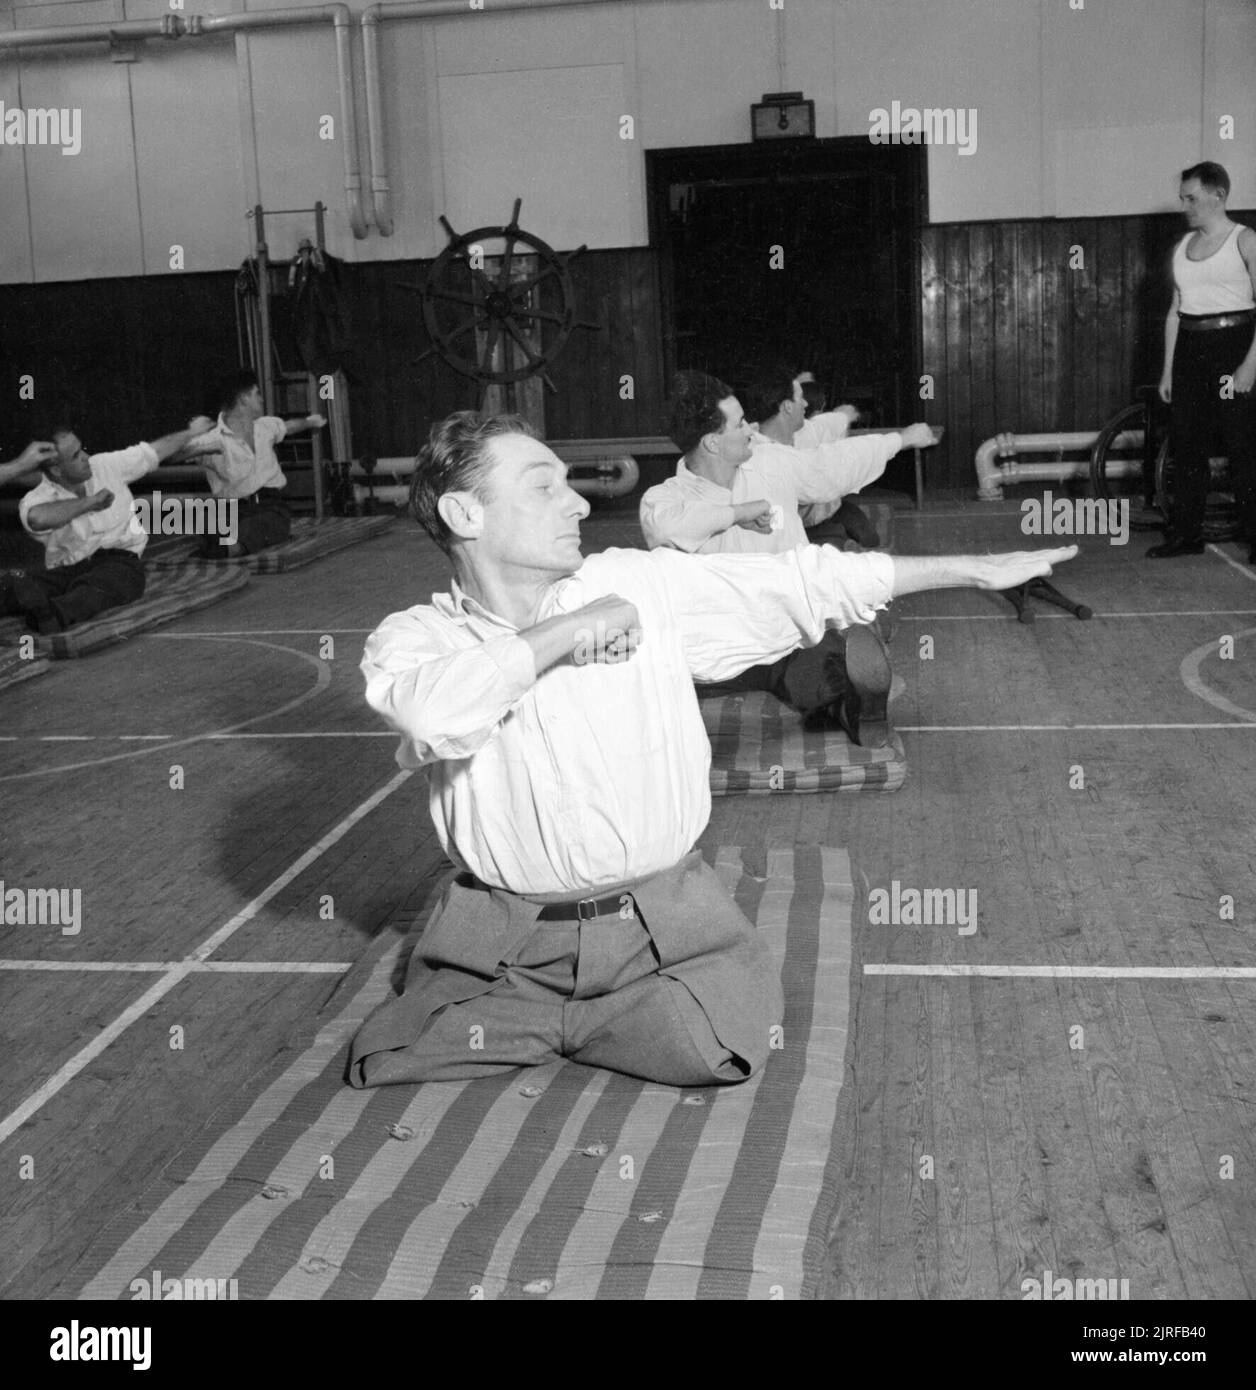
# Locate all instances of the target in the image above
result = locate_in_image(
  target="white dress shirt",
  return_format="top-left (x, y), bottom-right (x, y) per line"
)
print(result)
top-left (362, 545), bottom-right (894, 896)
top-left (187, 414), bottom-right (289, 499)
top-left (639, 431), bottom-right (902, 555)
top-left (794, 409), bottom-right (854, 449)
top-left (19, 444), bottom-right (156, 567)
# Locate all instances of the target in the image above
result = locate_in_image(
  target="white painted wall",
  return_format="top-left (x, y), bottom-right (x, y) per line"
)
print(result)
top-left (1, 0), bottom-right (1253, 283)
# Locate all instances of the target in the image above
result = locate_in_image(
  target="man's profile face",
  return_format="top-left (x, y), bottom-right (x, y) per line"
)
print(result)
top-left (715, 396), bottom-right (754, 466)
top-left (236, 384), bottom-right (264, 418)
top-left (473, 433), bottom-right (590, 575)
top-left (782, 379), bottom-right (807, 436)
top-left (52, 432), bottom-right (92, 485)
top-left (1179, 178), bottom-right (1220, 227)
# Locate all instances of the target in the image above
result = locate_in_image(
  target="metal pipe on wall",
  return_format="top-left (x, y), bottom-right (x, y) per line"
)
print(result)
top-left (0, 8), bottom-right (368, 242)
top-left (975, 430), bottom-right (1142, 500)
top-left (189, 7), bottom-right (368, 241)
top-left (360, 0), bottom-right (623, 238)
top-left (350, 451), bottom-right (641, 500)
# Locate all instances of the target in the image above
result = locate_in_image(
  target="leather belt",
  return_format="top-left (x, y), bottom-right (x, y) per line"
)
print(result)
top-left (1178, 310), bottom-right (1256, 332)
top-left (536, 891), bottom-right (635, 922)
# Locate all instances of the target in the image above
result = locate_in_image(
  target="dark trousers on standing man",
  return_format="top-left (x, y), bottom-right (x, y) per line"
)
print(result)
top-left (1169, 315), bottom-right (1256, 542)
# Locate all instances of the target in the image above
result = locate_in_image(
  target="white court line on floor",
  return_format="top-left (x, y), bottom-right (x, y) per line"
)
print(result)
top-left (0, 635), bottom-right (331, 784)
top-left (896, 609), bottom-right (1256, 621)
top-left (1179, 625), bottom-right (1256, 724)
top-left (8, 722), bottom-right (1256, 743)
top-left (1208, 544), bottom-right (1256, 582)
top-left (0, 960), bottom-right (352, 973)
top-left (0, 769), bottom-right (411, 1148)
top-left (898, 722), bottom-right (1256, 731)
top-left (148, 629), bottom-right (373, 637)
top-left (866, 964), bottom-right (1256, 979)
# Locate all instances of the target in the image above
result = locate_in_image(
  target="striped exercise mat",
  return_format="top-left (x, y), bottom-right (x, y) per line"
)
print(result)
top-left (0, 566), bottom-right (249, 659)
top-left (704, 692), bottom-right (907, 795)
top-left (0, 643), bottom-right (50, 690)
top-left (68, 846), bottom-right (855, 1301)
top-left (147, 515), bottom-right (396, 573)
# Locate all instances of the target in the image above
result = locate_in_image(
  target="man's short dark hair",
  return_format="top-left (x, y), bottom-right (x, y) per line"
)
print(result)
top-left (1181, 161), bottom-right (1230, 199)
top-left (409, 410), bottom-right (536, 555)
top-left (667, 370), bottom-right (732, 456)
top-left (800, 380), bottom-right (827, 417)
top-left (744, 366), bottom-right (798, 426)
top-left (217, 369), bottom-right (261, 416)
top-left (44, 424), bottom-right (78, 473)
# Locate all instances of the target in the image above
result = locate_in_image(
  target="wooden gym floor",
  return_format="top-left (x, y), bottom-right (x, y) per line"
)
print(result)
top-left (1, 501), bottom-right (1254, 1300)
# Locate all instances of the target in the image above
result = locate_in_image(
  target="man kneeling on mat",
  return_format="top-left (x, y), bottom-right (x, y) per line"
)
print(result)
top-left (792, 369), bottom-right (881, 547)
top-left (181, 370), bottom-right (325, 558)
top-left (347, 410), bottom-right (1075, 1090)
top-left (640, 369), bottom-right (933, 747)
top-left (2, 419), bottom-right (212, 634)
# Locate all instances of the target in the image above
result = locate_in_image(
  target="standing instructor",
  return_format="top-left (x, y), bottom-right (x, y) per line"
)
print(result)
top-left (1149, 162), bottom-right (1256, 560)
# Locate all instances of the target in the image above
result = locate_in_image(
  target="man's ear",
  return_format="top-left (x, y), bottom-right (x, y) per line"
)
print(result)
top-left (436, 490), bottom-right (484, 542)
top-left (701, 430), bottom-right (722, 456)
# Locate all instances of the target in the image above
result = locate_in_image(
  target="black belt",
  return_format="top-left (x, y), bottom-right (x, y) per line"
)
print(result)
top-left (536, 891), bottom-right (635, 922)
top-left (1178, 310), bottom-right (1256, 332)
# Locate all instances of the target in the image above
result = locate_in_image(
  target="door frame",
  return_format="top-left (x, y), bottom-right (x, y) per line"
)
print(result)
top-left (646, 138), bottom-right (927, 428)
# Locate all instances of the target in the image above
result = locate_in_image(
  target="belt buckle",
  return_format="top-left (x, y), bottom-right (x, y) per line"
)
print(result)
top-left (575, 897), bottom-right (600, 922)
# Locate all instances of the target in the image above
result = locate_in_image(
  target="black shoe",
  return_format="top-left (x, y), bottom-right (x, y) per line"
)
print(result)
top-left (1146, 536), bottom-right (1205, 559)
top-left (13, 577), bottom-right (56, 631)
top-left (804, 624), bottom-right (892, 748)
top-left (835, 499), bottom-right (881, 549)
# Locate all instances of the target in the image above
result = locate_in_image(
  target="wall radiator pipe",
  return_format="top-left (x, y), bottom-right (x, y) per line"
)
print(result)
top-left (351, 452), bottom-right (641, 500)
top-left (360, 0), bottom-right (622, 237)
top-left (0, 8), bottom-right (368, 241)
top-left (975, 430), bottom-right (1143, 500)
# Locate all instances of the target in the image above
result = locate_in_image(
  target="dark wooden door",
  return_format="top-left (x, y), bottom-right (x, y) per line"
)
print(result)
top-left (648, 140), bottom-right (925, 481)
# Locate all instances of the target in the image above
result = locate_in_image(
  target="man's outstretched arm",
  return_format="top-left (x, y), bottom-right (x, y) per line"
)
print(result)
top-left (890, 547), bottom-right (1078, 596)
top-left (655, 543), bottom-right (1079, 683)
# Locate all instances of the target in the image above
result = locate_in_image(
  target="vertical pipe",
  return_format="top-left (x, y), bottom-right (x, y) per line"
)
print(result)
top-left (330, 9), bottom-right (369, 239)
top-left (254, 205), bottom-right (276, 414)
top-left (361, 8), bottom-right (393, 236)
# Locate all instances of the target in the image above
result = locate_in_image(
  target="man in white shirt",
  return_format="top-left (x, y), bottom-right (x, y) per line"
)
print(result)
top-left (348, 409), bottom-right (1075, 1090)
top-left (182, 371), bottom-right (326, 557)
top-left (4, 419), bottom-right (212, 633)
top-left (792, 369), bottom-right (880, 544)
top-left (640, 370), bottom-right (934, 745)
top-left (793, 371), bottom-right (860, 452)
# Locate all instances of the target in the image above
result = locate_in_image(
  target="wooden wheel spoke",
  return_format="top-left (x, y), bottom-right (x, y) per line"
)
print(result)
top-left (501, 316), bottom-right (541, 365)
top-left (428, 288), bottom-right (482, 309)
top-left (510, 263), bottom-right (561, 296)
top-left (480, 320), bottom-right (503, 375)
top-left (511, 307), bottom-right (565, 326)
top-left (498, 232), bottom-right (521, 290)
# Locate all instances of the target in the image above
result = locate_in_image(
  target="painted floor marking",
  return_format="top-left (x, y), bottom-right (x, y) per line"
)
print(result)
top-left (866, 965), bottom-right (1256, 979)
top-left (0, 960), bottom-right (353, 974)
top-left (0, 769), bottom-right (411, 1147)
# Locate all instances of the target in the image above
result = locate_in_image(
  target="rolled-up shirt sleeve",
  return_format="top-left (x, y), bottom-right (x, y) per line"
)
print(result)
top-left (640, 486), bottom-right (736, 552)
top-left (91, 443), bottom-right (159, 486)
top-left (791, 432), bottom-right (902, 504)
top-left (647, 545), bottom-right (895, 682)
top-left (361, 614), bottom-right (538, 765)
